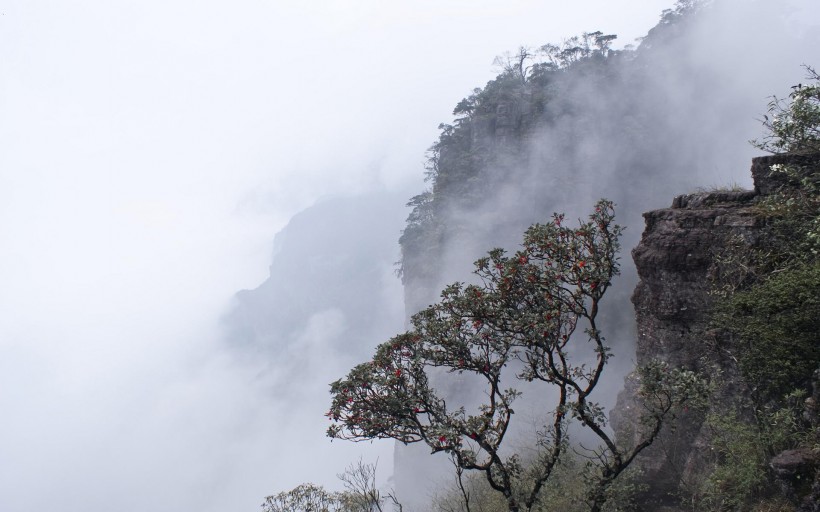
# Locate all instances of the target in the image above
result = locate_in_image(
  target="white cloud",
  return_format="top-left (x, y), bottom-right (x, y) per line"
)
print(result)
top-left (0, 1), bottom-right (702, 511)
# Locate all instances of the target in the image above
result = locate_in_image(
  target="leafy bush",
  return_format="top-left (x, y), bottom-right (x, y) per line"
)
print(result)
top-left (752, 66), bottom-right (820, 154)
top-left (713, 262), bottom-right (820, 401)
top-left (690, 392), bottom-right (810, 512)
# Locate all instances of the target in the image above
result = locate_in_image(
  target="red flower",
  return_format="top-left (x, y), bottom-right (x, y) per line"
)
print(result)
top-left (438, 436), bottom-right (447, 443)
top-left (519, 255), bottom-right (528, 264)
top-left (469, 433), bottom-right (478, 440)
top-left (578, 261), bottom-right (586, 268)
top-left (395, 369), bottom-right (402, 377)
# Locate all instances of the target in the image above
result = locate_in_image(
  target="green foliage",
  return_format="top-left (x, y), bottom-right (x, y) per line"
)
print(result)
top-left (694, 73), bottom-right (820, 510)
top-left (713, 262), bottom-right (820, 401)
top-left (330, 201), bottom-right (708, 512)
top-left (712, 70), bottom-right (820, 399)
top-left (710, 79), bottom-right (820, 399)
top-left (431, 452), bottom-right (646, 512)
top-left (698, 411), bottom-right (770, 510)
top-left (707, 164), bottom-right (820, 297)
top-left (758, 162), bottom-right (820, 266)
top-left (690, 392), bottom-right (811, 511)
top-left (752, 66), bottom-right (820, 154)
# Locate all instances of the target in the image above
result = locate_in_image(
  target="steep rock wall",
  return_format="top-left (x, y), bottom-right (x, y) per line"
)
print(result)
top-left (613, 153), bottom-right (820, 509)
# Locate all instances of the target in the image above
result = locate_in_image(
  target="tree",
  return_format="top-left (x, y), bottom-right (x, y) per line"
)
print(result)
top-left (539, 32), bottom-right (618, 70)
top-left (328, 200), bottom-right (707, 512)
top-left (753, 65), bottom-right (820, 154)
top-left (262, 483), bottom-right (343, 512)
top-left (493, 47), bottom-right (536, 84)
top-left (262, 460), bottom-right (401, 512)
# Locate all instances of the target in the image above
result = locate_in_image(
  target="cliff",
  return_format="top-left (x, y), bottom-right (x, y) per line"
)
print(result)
top-left (613, 152), bottom-right (820, 510)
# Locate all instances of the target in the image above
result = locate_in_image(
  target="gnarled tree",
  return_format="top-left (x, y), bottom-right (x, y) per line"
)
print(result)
top-left (328, 200), bottom-right (707, 512)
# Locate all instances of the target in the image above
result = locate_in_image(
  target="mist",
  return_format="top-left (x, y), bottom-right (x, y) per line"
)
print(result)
top-left (389, 0), bottom-right (820, 507)
top-left (1, 1), bottom-right (817, 511)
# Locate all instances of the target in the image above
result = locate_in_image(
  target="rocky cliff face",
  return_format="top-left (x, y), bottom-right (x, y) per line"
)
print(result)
top-left (613, 153), bottom-right (820, 509)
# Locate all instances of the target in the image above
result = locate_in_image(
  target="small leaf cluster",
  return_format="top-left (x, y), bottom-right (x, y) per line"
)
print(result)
top-left (637, 362), bottom-right (710, 409)
top-left (752, 66), bottom-right (820, 154)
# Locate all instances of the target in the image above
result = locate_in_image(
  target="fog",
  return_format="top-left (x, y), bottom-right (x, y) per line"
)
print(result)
top-left (389, 0), bottom-right (819, 505)
top-left (0, 1), bottom-right (690, 511)
top-left (4, 1), bottom-right (819, 511)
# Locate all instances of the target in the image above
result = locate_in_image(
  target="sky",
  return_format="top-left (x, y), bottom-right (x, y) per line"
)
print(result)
top-left (0, 1), bottom-right (713, 511)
